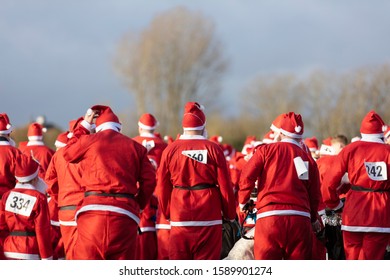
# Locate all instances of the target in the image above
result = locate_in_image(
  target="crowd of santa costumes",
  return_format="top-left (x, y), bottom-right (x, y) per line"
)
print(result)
top-left (0, 106), bottom-right (390, 260)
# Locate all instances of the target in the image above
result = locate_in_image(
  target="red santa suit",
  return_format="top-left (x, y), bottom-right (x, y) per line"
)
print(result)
top-left (133, 122), bottom-right (168, 260)
top-left (46, 130), bottom-right (84, 259)
top-left (0, 114), bottom-right (25, 260)
top-left (322, 110), bottom-right (390, 260)
top-left (239, 113), bottom-right (321, 260)
top-left (155, 102), bottom-right (236, 260)
top-left (63, 106), bottom-right (156, 260)
top-left (20, 123), bottom-right (55, 180)
top-left (0, 156), bottom-right (53, 260)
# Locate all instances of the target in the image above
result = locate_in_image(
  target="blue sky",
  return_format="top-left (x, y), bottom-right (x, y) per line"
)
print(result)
top-left (2, 0), bottom-right (390, 129)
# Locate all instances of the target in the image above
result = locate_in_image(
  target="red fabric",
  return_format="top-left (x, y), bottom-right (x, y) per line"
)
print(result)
top-left (155, 135), bottom-right (236, 260)
top-left (254, 215), bottom-right (312, 259)
top-left (156, 136), bottom-right (236, 222)
top-left (45, 148), bottom-right (84, 259)
top-left (169, 225), bottom-right (222, 260)
top-left (0, 143), bottom-right (24, 197)
top-left (322, 141), bottom-right (390, 229)
top-left (72, 211), bottom-right (138, 260)
top-left (0, 185), bottom-right (53, 259)
top-left (63, 127), bottom-right (156, 259)
top-left (343, 231), bottom-right (389, 260)
top-left (58, 209), bottom-right (78, 259)
top-left (20, 143), bottom-right (55, 180)
top-left (238, 140), bottom-right (321, 223)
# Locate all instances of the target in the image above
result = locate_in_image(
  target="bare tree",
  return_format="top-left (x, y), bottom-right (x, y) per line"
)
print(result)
top-left (114, 6), bottom-right (227, 136)
top-left (239, 73), bottom-right (303, 139)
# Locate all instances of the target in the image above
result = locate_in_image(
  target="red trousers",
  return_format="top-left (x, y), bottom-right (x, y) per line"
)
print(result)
top-left (156, 229), bottom-right (170, 260)
top-left (59, 209), bottom-right (78, 259)
top-left (136, 231), bottom-right (157, 260)
top-left (254, 215), bottom-right (312, 260)
top-left (169, 225), bottom-right (222, 260)
top-left (343, 231), bottom-right (389, 260)
top-left (72, 210), bottom-right (138, 260)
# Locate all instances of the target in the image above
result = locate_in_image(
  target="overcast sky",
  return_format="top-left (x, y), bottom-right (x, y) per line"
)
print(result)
top-left (2, 0), bottom-right (390, 130)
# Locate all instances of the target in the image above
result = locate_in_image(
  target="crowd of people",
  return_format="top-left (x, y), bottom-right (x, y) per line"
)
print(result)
top-left (0, 103), bottom-right (389, 260)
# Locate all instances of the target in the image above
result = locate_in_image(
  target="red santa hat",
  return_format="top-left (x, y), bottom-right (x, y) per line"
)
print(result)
top-left (15, 156), bottom-right (40, 183)
top-left (0, 113), bottom-right (13, 134)
top-left (319, 137), bottom-right (334, 155)
top-left (209, 135), bottom-right (223, 144)
top-left (279, 112), bottom-right (304, 139)
top-left (55, 131), bottom-right (69, 148)
top-left (304, 136), bottom-right (319, 152)
top-left (28, 122), bottom-right (46, 141)
top-left (360, 110), bottom-right (386, 138)
top-left (182, 102), bottom-right (206, 131)
top-left (138, 113), bottom-right (159, 130)
top-left (262, 130), bottom-right (275, 144)
top-left (270, 113), bottom-right (285, 133)
top-left (89, 105), bottom-right (122, 132)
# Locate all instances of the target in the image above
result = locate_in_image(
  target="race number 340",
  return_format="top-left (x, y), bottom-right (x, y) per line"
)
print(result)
top-left (5, 191), bottom-right (37, 217)
top-left (364, 161), bottom-right (387, 181)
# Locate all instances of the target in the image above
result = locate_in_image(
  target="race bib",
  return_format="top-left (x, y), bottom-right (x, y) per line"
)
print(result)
top-left (142, 139), bottom-right (155, 152)
top-left (293, 157), bottom-right (309, 180)
top-left (181, 149), bottom-right (208, 164)
top-left (364, 161), bottom-right (387, 181)
top-left (5, 191), bottom-right (37, 217)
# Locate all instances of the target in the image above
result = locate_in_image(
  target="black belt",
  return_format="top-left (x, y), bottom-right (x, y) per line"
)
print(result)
top-left (351, 185), bottom-right (389, 193)
top-left (59, 205), bottom-right (77, 211)
top-left (84, 191), bottom-right (135, 199)
top-left (174, 184), bottom-right (216, 190)
top-left (10, 231), bottom-right (36, 237)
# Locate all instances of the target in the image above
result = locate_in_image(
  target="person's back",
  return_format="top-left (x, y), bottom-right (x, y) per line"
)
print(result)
top-left (156, 102), bottom-right (236, 260)
top-left (323, 110), bottom-right (390, 260)
top-left (0, 156), bottom-right (53, 260)
top-left (20, 122), bottom-right (55, 179)
top-left (239, 112), bottom-right (321, 260)
top-left (62, 105), bottom-right (156, 260)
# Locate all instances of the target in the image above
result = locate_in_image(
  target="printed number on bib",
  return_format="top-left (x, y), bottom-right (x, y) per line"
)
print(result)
top-left (5, 191), bottom-right (37, 217)
top-left (364, 161), bottom-right (387, 181)
top-left (182, 150), bottom-right (207, 164)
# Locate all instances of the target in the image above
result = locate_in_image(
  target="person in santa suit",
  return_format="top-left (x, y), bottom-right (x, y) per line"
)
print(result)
top-left (62, 105), bottom-right (156, 260)
top-left (312, 135), bottom-right (349, 260)
top-left (19, 122), bottom-right (55, 180)
top-left (0, 113), bottom-right (27, 260)
top-left (132, 113), bottom-right (168, 260)
top-left (155, 102), bottom-right (236, 260)
top-left (0, 155), bottom-right (53, 260)
top-left (45, 119), bottom-right (85, 260)
top-left (322, 110), bottom-right (390, 260)
top-left (304, 136), bottom-right (320, 161)
top-left (239, 112), bottom-right (321, 260)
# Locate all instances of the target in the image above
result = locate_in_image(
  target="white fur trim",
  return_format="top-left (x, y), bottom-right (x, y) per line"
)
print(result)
top-left (183, 124), bottom-right (205, 131)
top-left (54, 140), bottom-right (67, 148)
top-left (279, 128), bottom-right (303, 139)
top-left (15, 168), bottom-right (39, 183)
top-left (270, 124), bottom-right (280, 133)
top-left (360, 133), bottom-right (384, 141)
top-left (138, 121), bottom-right (158, 130)
top-left (96, 122), bottom-right (122, 132)
top-left (295, 126), bottom-right (302, 133)
top-left (27, 136), bottom-right (43, 141)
